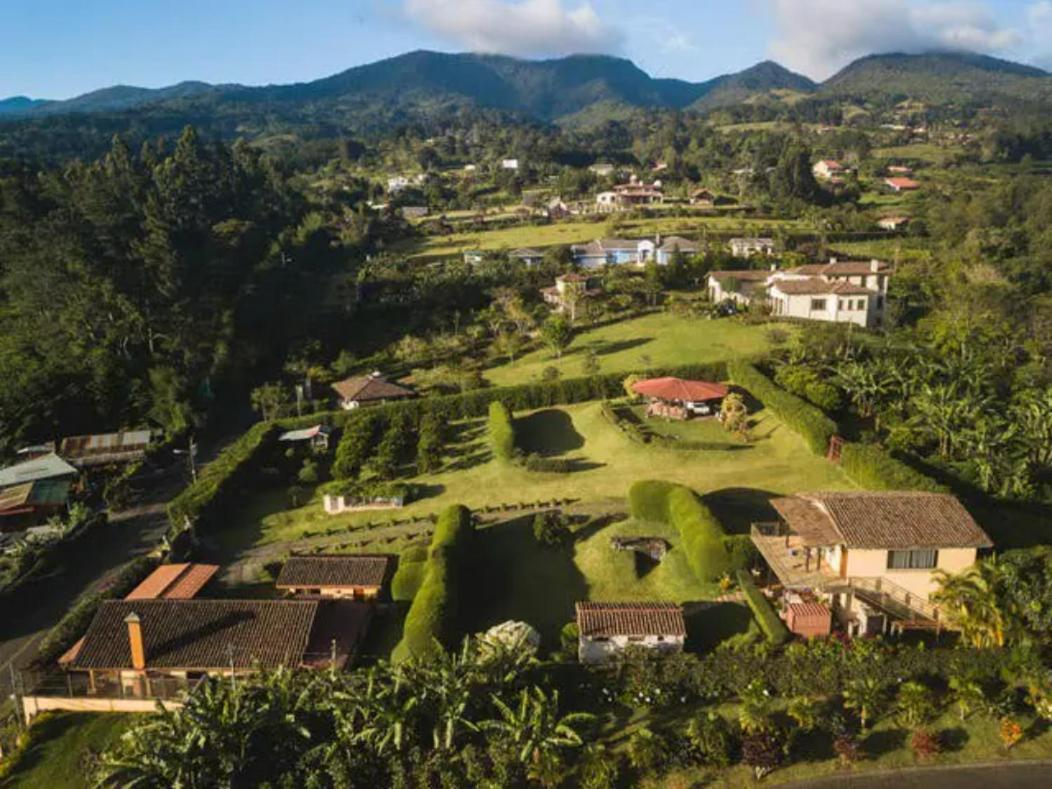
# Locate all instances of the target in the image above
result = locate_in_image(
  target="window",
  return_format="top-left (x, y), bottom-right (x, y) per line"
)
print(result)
top-left (887, 549), bottom-right (938, 570)
top-left (856, 299), bottom-right (865, 310)
top-left (810, 299), bottom-right (827, 311)
top-left (876, 296), bottom-right (884, 309)
top-left (838, 299), bottom-right (846, 310)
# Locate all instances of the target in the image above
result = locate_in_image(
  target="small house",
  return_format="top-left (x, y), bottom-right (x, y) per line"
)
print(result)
top-left (400, 206), bottom-right (429, 220)
top-left (632, 377), bottom-right (729, 420)
top-left (331, 373), bottom-right (415, 411)
top-left (541, 274), bottom-right (601, 318)
top-left (59, 430), bottom-right (151, 467)
top-left (689, 188), bottom-right (715, 207)
top-left (0, 480), bottom-right (70, 531)
top-left (878, 216), bottom-right (909, 231)
top-left (812, 160), bottom-right (845, 180)
top-left (884, 177), bottom-right (920, 192)
top-left (729, 237), bottom-right (776, 258)
top-left (463, 249), bottom-right (486, 265)
top-left (278, 425), bottom-right (333, 452)
top-left (576, 602), bottom-right (686, 664)
top-left (509, 247), bottom-right (544, 266)
top-left (0, 452), bottom-right (78, 489)
top-left (276, 555), bottom-right (391, 600)
top-left (501, 159), bottom-right (519, 170)
top-left (656, 236), bottom-right (700, 264)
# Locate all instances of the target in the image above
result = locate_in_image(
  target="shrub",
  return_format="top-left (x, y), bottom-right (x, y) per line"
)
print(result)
top-left (728, 361), bottom-right (837, 456)
top-left (533, 511), bottom-right (571, 547)
top-left (559, 621), bottom-right (580, 656)
top-left (839, 443), bottom-right (946, 492)
top-left (687, 712), bottom-right (735, 767)
top-left (393, 505), bottom-right (474, 662)
top-left (737, 571), bottom-right (790, 646)
top-left (999, 717), bottom-right (1023, 750)
top-left (909, 728), bottom-right (941, 761)
top-left (629, 481), bottom-right (736, 582)
top-left (332, 413), bottom-right (382, 480)
top-left (391, 559), bottom-right (427, 602)
top-left (741, 729), bottom-right (784, 780)
top-left (522, 453), bottom-right (574, 473)
top-left (627, 728), bottom-right (670, 776)
top-left (415, 412), bottom-right (445, 474)
top-left (833, 732), bottom-right (863, 766)
top-left (297, 459), bottom-right (319, 485)
top-left (805, 381), bottom-right (842, 411)
top-left (487, 401), bottom-right (516, 463)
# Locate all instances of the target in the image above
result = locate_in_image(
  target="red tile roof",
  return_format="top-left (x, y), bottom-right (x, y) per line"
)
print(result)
top-left (885, 177), bottom-right (920, 190)
top-left (276, 555), bottom-right (390, 589)
top-left (125, 563), bottom-right (218, 601)
top-left (331, 374), bottom-right (415, 403)
top-left (632, 377), bottom-right (729, 403)
top-left (576, 602), bottom-right (686, 638)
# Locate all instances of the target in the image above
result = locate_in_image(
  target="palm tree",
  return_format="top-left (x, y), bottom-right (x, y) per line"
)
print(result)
top-left (948, 676), bottom-right (986, 721)
top-left (843, 677), bottom-right (885, 732)
top-left (480, 687), bottom-right (593, 766)
top-left (932, 563), bottom-right (1006, 648)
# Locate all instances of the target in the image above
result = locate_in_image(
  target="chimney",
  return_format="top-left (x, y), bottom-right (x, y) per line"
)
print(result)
top-left (870, 259), bottom-right (880, 272)
top-left (125, 612), bottom-right (146, 671)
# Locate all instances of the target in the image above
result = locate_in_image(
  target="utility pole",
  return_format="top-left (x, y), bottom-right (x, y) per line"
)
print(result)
top-left (174, 436), bottom-right (197, 482)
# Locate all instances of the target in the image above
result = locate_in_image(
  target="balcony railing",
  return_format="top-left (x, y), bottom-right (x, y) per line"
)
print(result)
top-left (834, 576), bottom-right (940, 623)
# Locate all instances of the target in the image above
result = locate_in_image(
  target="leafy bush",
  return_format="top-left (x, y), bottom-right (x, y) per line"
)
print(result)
top-left (415, 412), bottom-right (445, 474)
top-left (393, 504), bottom-right (474, 662)
top-left (522, 453), bottom-right (574, 473)
top-left (628, 481), bottom-right (736, 582)
top-left (487, 401), bottom-right (516, 462)
top-left (737, 570), bottom-right (790, 646)
top-left (35, 555), bottom-right (159, 667)
top-left (391, 559), bottom-right (427, 602)
top-left (533, 511), bottom-right (571, 547)
top-left (839, 443), bottom-right (946, 492)
top-left (728, 361), bottom-right (837, 456)
top-left (331, 413), bottom-right (382, 480)
top-left (321, 479), bottom-right (416, 504)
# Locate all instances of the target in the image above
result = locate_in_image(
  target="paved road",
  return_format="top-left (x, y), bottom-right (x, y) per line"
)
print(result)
top-left (0, 466), bottom-right (182, 700)
top-left (786, 760), bottom-right (1052, 789)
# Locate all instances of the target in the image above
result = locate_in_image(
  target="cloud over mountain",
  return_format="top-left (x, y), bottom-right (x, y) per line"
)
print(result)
top-left (768, 0), bottom-right (1021, 79)
top-left (404, 0), bottom-right (621, 58)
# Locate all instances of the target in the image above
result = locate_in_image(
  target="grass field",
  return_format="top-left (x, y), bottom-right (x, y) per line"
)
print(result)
top-left (218, 399), bottom-right (853, 557)
top-left (3, 713), bottom-right (130, 788)
top-left (396, 214), bottom-right (807, 260)
top-left (831, 237), bottom-right (935, 263)
top-left (484, 312), bottom-right (781, 386)
top-left (872, 143), bottom-right (963, 165)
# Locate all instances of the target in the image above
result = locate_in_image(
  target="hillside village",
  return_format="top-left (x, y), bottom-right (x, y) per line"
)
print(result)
top-left (1, 37), bottom-right (1052, 789)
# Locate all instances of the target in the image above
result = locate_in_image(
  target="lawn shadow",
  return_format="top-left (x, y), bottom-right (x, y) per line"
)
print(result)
top-left (683, 600), bottom-right (755, 652)
top-left (863, 727), bottom-right (908, 757)
top-left (413, 483), bottom-right (446, 502)
top-left (5, 713), bottom-right (80, 775)
top-left (940, 725), bottom-right (970, 752)
top-left (588, 336), bottom-right (654, 358)
top-left (464, 515), bottom-right (589, 649)
top-left (443, 448), bottom-right (491, 472)
top-left (702, 488), bottom-right (782, 536)
top-left (516, 409), bottom-right (585, 456)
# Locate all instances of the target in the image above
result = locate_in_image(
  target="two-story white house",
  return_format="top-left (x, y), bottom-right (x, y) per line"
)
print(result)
top-left (729, 237), bottom-right (776, 258)
top-left (812, 160), bottom-right (845, 181)
top-left (707, 269), bottom-right (772, 306)
top-left (752, 491), bottom-right (992, 637)
top-left (576, 602), bottom-right (685, 664)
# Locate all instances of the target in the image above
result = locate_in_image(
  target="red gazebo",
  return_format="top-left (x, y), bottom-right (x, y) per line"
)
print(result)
top-left (632, 377), bottom-right (730, 420)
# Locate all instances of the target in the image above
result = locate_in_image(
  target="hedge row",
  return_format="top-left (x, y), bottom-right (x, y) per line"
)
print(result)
top-left (34, 555), bottom-right (159, 668)
top-left (839, 443), bottom-right (948, 493)
top-left (629, 481), bottom-right (740, 583)
top-left (166, 422), bottom-right (280, 533)
top-left (601, 402), bottom-right (742, 452)
top-left (736, 570), bottom-right (790, 645)
top-left (487, 401), bottom-right (516, 462)
top-left (727, 360), bottom-right (837, 456)
top-left (393, 504), bottom-right (474, 663)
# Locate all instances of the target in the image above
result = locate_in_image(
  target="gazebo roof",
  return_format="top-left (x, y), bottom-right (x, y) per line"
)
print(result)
top-left (632, 377), bottom-right (729, 402)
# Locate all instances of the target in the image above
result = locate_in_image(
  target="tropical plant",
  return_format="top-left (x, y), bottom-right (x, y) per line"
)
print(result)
top-left (626, 727), bottom-right (669, 776)
top-left (895, 681), bottom-right (936, 728)
top-left (787, 695), bottom-right (819, 732)
top-left (948, 676), bottom-right (986, 721)
top-left (687, 711), bottom-right (735, 767)
top-left (480, 687), bottom-right (593, 767)
top-left (576, 743), bottom-right (620, 789)
top-left (739, 679), bottom-right (774, 735)
top-left (741, 729), bottom-right (784, 780)
top-left (933, 563), bottom-right (1006, 648)
top-left (843, 677), bottom-right (885, 732)
top-left (999, 717), bottom-right (1024, 750)
top-left (909, 728), bottom-right (941, 761)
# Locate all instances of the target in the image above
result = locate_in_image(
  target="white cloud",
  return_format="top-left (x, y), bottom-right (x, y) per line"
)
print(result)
top-left (768, 0), bottom-right (1021, 79)
top-left (404, 0), bottom-right (622, 58)
top-left (1028, 1), bottom-right (1052, 70)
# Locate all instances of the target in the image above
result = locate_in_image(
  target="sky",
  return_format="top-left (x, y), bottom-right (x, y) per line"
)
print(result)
top-left (2, 0), bottom-right (1051, 100)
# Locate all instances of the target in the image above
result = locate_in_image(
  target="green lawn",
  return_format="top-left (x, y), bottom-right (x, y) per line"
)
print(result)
top-left (873, 143), bottom-right (963, 165)
top-left (396, 214), bottom-right (807, 261)
top-left (220, 399), bottom-right (852, 556)
top-left (3, 713), bottom-right (130, 789)
top-left (484, 312), bottom-right (781, 386)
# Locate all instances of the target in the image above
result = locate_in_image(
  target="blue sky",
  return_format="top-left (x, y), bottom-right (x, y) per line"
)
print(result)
top-left (2, 0), bottom-right (1050, 99)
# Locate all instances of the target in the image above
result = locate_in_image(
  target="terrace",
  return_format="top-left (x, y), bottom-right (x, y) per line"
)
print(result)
top-left (750, 521), bottom-right (839, 589)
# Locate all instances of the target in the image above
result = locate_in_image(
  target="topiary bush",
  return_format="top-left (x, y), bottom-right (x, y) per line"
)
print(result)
top-left (487, 401), bottom-right (516, 463)
top-left (737, 570), bottom-right (790, 646)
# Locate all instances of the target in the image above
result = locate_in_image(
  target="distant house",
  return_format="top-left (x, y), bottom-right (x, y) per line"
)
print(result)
top-left (501, 159), bottom-right (519, 170)
top-left (0, 479), bottom-right (70, 531)
top-left (59, 430), bottom-right (151, 468)
top-left (509, 247), bottom-right (545, 266)
top-left (576, 602), bottom-right (686, 664)
top-left (595, 191), bottom-right (619, 212)
top-left (331, 373), bottom-right (415, 410)
top-left (768, 278), bottom-right (880, 328)
top-left (689, 188), bottom-right (715, 207)
top-left (463, 250), bottom-right (486, 265)
top-left (729, 237), bottom-right (776, 258)
top-left (596, 176), bottom-right (664, 212)
top-left (0, 453), bottom-right (77, 489)
top-left (752, 491), bottom-right (992, 637)
top-left (884, 177), bottom-right (920, 192)
top-left (886, 165), bottom-right (913, 176)
top-left (278, 424), bottom-right (333, 452)
top-left (463, 164), bottom-right (477, 173)
top-left (546, 198), bottom-right (572, 220)
top-left (541, 274), bottom-right (601, 318)
top-left (571, 237), bottom-right (656, 267)
top-left (632, 377), bottom-right (729, 420)
top-left (400, 206), bottom-right (429, 220)
top-left (276, 555), bottom-right (391, 600)
top-left (812, 160), bottom-right (845, 180)
top-left (707, 269), bottom-right (772, 306)
top-left (656, 236), bottom-right (700, 264)
top-left (387, 176), bottom-right (410, 194)
top-left (878, 215), bottom-right (910, 231)
top-left (588, 163), bottom-right (616, 177)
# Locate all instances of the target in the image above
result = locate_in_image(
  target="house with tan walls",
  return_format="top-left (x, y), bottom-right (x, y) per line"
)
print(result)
top-left (751, 491), bottom-right (992, 637)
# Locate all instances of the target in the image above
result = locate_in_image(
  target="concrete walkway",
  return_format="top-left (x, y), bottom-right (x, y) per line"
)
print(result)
top-left (784, 760), bottom-right (1052, 789)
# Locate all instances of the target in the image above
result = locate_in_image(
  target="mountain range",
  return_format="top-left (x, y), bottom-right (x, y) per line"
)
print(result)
top-left (1, 49), bottom-right (1050, 134)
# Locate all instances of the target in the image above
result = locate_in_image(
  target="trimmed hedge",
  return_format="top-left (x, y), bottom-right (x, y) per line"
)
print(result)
top-left (34, 555), bottom-right (159, 667)
top-left (737, 570), bottom-right (790, 646)
top-left (166, 422), bottom-right (280, 534)
top-left (840, 443), bottom-right (947, 493)
top-left (727, 361), bottom-right (837, 456)
top-left (601, 402), bottom-right (742, 452)
top-left (487, 401), bottom-right (516, 462)
top-left (629, 481), bottom-right (737, 583)
top-left (393, 504), bottom-right (474, 662)
top-left (391, 560), bottom-right (427, 602)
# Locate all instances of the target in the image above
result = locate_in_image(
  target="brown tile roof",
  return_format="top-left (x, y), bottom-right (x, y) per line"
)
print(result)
top-left (576, 602), bottom-right (686, 638)
top-left (770, 278), bottom-right (874, 296)
top-left (770, 497), bottom-right (842, 545)
top-left (69, 599), bottom-right (321, 671)
top-left (773, 492), bottom-right (992, 549)
top-left (710, 270), bottom-right (771, 282)
top-left (659, 236), bottom-right (700, 252)
top-left (276, 555), bottom-right (390, 589)
top-left (331, 374), bottom-right (415, 403)
top-left (791, 260), bottom-right (891, 276)
top-left (125, 563), bottom-right (218, 601)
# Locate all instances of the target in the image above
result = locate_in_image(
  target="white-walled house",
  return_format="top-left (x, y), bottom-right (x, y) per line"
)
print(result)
top-left (752, 491), bottom-right (992, 637)
top-left (812, 160), bottom-right (845, 180)
top-left (729, 237), bottom-right (776, 258)
top-left (708, 269), bottom-right (772, 306)
top-left (501, 159), bottom-right (519, 170)
top-left (576, 602), bottom-right (686, 664)
top-left (656, 236), bottom-right (700, 264)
